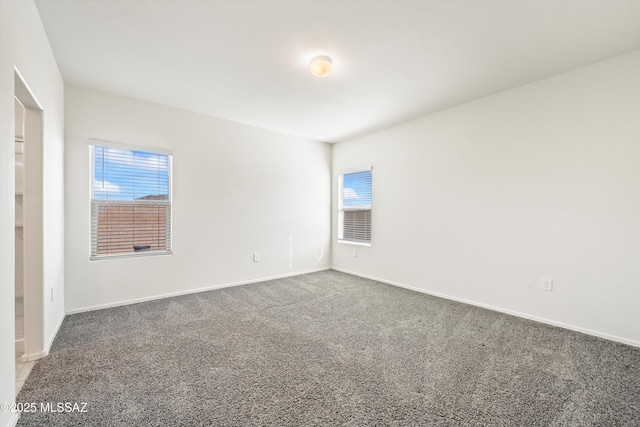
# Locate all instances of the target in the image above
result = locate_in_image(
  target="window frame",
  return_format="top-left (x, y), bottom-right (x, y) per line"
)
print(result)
top-left (89, 143), bottom-right (173, 260)
top-left (338, 167), bottom-right (373, 246)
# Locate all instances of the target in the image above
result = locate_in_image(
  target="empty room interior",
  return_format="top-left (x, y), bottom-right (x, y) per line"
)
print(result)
top-left (1, 0), bottom-right (640, 426)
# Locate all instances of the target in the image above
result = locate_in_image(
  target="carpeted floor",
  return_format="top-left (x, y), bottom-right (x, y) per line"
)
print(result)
top-left (16, 270), bottom-right (640, 426)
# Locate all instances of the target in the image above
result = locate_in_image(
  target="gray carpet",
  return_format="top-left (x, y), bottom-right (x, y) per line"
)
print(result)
top-left (16, 270), bottom-right (640, 426)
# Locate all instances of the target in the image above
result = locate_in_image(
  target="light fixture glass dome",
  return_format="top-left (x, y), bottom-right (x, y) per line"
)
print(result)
top-left (309, 55), bottom-right (332, 78)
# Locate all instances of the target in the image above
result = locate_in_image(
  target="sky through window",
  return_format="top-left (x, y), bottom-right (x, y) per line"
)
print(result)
top-left (342, 170), bottom-right (372, 208)
top-left (94, 146), bottom-right (169, 200)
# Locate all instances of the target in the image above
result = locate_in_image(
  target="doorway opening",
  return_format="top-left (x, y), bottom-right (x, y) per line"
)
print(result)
top-left (14, 69), bottom-right (45, 394)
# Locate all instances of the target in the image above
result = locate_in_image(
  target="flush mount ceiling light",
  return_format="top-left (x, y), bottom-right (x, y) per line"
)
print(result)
top-left (309, 55), bottom-right (333, 78)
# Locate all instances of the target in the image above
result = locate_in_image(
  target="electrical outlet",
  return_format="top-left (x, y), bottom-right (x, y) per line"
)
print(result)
top-left (50, 287), bottom-right (54, 302)
top-left (352, 249), bottom-right (357, 257)
top-left (540, 277), bottom-right (553, 292)
top-left (253, 252), bottom-right (260, 262)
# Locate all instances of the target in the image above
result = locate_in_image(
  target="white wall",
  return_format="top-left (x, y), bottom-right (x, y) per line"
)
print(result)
top-left (0, 1), bottom-right (65, 426)
top-left (65, 85), bottom-right (331, 312)
top-left (332, 50), bottom-right (640, 347)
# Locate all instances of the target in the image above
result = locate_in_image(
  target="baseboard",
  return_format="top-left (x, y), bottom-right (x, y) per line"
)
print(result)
top-left (66, 267), bottom-right (331, 315)
top-left (15, 313), bottom-right (62, 363)
top-left (21, 350), bottom-right (48, 363)
top-left (44, 312), bottom-right (65, 353)
top-left (4, 412), bottom-right (19, 427)
top-left (15, 338), bottom-right (24, 357)
top-left (331, 267), bottom-right (640, 348)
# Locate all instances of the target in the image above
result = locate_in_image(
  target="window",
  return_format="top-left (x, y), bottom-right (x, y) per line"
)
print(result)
top-left (91, 145), bottom-right (172, 259)
top-left (338, 169), bottom-right (372, 244)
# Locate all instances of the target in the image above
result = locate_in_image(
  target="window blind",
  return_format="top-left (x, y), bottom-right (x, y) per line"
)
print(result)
top-left (339, 169), bottom-right (372, 244)
top-left (91, 145), bottom-right (172, 259)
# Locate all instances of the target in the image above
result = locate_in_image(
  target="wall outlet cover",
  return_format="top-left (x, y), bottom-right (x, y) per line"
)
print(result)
top-left (540, 276), bottom-right (553, 291)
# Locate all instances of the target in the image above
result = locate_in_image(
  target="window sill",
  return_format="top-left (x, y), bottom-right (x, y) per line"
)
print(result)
top-left (338, 240), bottom-right (371, 247)
top-left (90, 251), bottom-right (173, 261)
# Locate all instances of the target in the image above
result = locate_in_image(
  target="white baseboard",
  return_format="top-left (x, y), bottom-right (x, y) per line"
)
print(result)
top-left (332, 267), bottom-right (640, 348)
top-left (14, 339), bottom-right (24, 357)
top-left (45, 312), bottom-right (65, 353)
top-left (15, 313), bottom-right (62, 363)
top-left (21, 350), bottom-right (48, 363)
top-left (66, 267), bottom-right (331, 315)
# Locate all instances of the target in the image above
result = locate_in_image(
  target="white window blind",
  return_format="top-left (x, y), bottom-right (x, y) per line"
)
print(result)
top-left (91, 145), bottom-right (172, 259)
top-left (338, 169), bottom-right (372, 244)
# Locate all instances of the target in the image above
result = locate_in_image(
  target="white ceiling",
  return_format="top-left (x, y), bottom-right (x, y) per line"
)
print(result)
top-left (35, 1), bottom-right (640, 143)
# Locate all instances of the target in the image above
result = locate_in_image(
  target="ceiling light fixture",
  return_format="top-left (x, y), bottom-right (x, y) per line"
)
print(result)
top-left (309, 55), bottom-right (333, 78)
